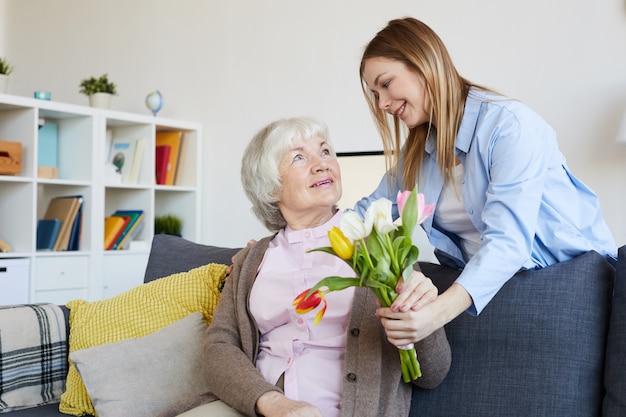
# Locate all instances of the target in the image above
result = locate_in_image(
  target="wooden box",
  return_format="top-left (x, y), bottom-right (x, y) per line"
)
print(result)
top-left (0, 140), bottom-right (22, 175)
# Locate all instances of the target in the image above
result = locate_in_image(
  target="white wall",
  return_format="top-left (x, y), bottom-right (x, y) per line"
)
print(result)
top-left (3, 0), bottom-right (626, 249)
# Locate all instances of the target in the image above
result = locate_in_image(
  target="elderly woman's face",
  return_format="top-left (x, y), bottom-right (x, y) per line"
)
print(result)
top-left (276, 136), bottom-right (342, 223)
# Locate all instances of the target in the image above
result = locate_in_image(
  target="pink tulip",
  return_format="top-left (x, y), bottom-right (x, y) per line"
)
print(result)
top-left (417, 193), bottom-right (435, 225)
top-left (396, 190), bottom-right (411, 216)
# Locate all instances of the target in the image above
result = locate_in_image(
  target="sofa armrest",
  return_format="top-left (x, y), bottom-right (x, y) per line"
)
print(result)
top-left (603, 244), bottom-right (626, 416)
top-left (0, 303), bottom-right (69, 413)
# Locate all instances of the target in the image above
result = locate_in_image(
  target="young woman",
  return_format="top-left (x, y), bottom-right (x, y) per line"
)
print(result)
top-left (356, 17), bottom-right (617, 343)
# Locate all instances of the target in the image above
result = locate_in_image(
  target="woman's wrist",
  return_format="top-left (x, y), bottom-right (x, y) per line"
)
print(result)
top-left (434, 282), bottom-right (473, 327)
top-left (255, 390), bottom-right (283, 416)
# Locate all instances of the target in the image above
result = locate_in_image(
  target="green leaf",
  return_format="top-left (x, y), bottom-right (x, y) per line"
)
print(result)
top-left (309, 246), bottom-right (337, 256)
top-left (371, 256), bottom-right (393, 284)
top-left (401, 185), bottom-right (419, 239)
top-left (401, 246), bottom-right (419, 282)
top-left (308, 276), bottom-right (362, 294)
top-left (366, 227), bottom-right (386, 261)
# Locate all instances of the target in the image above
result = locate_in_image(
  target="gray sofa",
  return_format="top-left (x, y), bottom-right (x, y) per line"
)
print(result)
top-left (1, 234), bottom-right (624, 417)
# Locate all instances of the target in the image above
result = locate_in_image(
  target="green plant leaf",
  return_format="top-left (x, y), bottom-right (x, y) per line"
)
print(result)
top-left (401, 185), bottom-right (419, 239)
top-left (307, 276), bottom-right (362, 295)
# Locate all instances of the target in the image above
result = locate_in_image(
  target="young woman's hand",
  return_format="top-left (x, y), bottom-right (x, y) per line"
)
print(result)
top-left (390, 270), bottom-right (438, 312)
top-left (256, 391), bottom-right (323, 417)
top-left (378, 283), bottom-right (472, 344)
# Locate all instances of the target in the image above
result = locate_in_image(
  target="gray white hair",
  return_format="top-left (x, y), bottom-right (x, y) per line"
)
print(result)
top-left (241, 117), bottom-right (334, 232)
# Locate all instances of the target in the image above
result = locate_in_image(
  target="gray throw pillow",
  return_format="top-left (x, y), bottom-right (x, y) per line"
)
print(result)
top-left (603, 245), bottom-right (626, 417)
top-left (412, 250), bottom-right (614, 417)
top-left (70, 313), bottom-right (209, 417)
top-left (144, 234), bottom-right (241, 282)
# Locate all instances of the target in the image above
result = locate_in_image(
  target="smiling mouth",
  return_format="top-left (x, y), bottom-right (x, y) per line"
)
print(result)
top-left (311, 178), bottom-right (333, 188)
top-left (392, 102), bottom-right (406, 117)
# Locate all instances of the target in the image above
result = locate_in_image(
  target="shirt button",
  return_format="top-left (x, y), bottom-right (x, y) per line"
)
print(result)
top-left (297, 318), bottom-right (304, 325)
top-left (350, 328), bottom-right (360, 336)
top-left (305, 232), bottom-right (311, 238)
top-left (468, 208), bottom-right (474, 215)
top-left (346, 373), bottom-right (357, 382)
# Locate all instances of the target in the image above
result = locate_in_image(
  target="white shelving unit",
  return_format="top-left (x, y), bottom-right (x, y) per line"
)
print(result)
top-left (0, 94), bottom-right (202, 304)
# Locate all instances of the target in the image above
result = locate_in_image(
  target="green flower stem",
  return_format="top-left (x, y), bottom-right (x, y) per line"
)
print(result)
top-left (379, 290), bottom-right (393, 307)
top-left (385, 233), bottom-right (399, 275)
top-left (358, 238), bottom-right (375, 271)
top-left (399, 346), bottom-right (421, 383)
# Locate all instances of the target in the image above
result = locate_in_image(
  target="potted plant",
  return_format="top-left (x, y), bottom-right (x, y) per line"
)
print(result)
top-left (79, 74), bottom-right (117, 109)
top-left (0, 57), bottom-right (14, 94)
top-left (154, 214), bottom-right (183, 237)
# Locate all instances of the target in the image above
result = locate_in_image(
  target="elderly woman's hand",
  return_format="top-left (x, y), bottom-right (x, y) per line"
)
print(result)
top-left (256, 391), bottom-right (323, 417)
top-left (390, 270), bottom-right (437, 312)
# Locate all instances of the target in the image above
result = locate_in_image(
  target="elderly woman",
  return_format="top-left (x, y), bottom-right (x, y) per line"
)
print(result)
top-left (158, 117), bottom-right (450, 417)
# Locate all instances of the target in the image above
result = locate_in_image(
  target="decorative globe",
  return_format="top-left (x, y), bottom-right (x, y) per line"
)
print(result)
top-left (145, 90), bottom-right (163, 116)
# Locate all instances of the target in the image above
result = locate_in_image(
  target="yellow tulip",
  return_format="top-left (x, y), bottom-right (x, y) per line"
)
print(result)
top-left (328, 226), bottom-right (354, 260)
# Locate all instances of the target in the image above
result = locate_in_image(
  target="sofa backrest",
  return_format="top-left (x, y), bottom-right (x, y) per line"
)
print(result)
top-left (143, 234), bottom-right (241, 282)
top-left (412, 249), bottom-right (616, 417)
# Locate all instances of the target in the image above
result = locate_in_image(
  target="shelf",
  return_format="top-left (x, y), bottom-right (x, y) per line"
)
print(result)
top-left (0, 94), bottom-right (202, 304)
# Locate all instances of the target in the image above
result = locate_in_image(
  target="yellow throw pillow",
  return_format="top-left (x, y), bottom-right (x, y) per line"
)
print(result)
top-left (59, 263), bottom-right (228, 417)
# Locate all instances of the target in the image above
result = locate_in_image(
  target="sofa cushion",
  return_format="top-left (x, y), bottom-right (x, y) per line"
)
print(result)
top-left (70, 313), bottom-right (209, 417)
top-left (144, 233), bottom-right (241, 282)
top-left (603, 245), bottom-right (626, 416)
top-left (0, 303), bottom-right (67, 413)
top-left (411, 250), bottom-right (614, 417)
top-left (60, 263), bottom-right (228, 417)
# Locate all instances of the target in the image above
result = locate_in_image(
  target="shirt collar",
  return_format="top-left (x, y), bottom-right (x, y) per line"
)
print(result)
top-left (455, 87), bottom-right (484, 153)
top-left (424, 87), bottom-right (485, 156)
top-left (284, 209), bottom-right (341, 243)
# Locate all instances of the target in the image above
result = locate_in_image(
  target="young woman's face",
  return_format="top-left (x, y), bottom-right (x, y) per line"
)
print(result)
top-left (276, 136), bottom-right (342, 225)
top-left (363, 57), bottom-right (431, 128)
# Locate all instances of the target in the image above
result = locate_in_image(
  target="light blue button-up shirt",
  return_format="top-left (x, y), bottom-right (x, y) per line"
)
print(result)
top-left (354, 88), bottom-right (617, 315)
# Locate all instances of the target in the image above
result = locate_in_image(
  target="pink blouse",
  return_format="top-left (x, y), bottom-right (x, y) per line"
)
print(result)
top-left (250, 211), bottom-right (356, 417)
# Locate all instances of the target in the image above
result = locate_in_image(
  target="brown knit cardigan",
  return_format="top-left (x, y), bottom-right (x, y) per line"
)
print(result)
top-left (158, 236), bottom-right (451, 417)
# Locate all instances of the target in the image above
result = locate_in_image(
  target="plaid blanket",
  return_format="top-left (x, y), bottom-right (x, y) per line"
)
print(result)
top-left (0, 303), bottom-right (67, 412)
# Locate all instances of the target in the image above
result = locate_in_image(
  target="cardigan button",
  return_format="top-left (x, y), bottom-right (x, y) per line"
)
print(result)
top-left (350, 328), bottom-right (360, 336)
top-left (347, 373), bottom-right (357, 382)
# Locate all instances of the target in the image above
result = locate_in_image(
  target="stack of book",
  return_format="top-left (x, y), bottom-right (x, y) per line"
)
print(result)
top-left (37, 195), bottom-right (83, 251)
top-left (155, 131), bottom-right (183, 185)
top-left (103, 209), bottom-right (145, 250)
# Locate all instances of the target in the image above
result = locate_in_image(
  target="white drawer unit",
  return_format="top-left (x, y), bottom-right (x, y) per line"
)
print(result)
top-left (0, 258), bottom-right (30, 305)
top-left (34, 256), bottom-right (88, 291)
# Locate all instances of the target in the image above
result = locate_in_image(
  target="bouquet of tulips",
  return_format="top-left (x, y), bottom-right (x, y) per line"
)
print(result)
top-left (292, 185), bottom-right (435, 383)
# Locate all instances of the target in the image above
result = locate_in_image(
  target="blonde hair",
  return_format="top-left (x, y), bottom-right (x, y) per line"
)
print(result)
top-left (360, 17), bottom-right (487, 188)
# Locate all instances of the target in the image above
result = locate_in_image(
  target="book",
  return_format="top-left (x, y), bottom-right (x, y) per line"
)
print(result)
top-left (57, 195), bottom-right (83, 251)
top-left (155, 145), bottom-right (171, 185)
top-left (42, 196), bottom-right (81, 251)
top-left (104, 215), bottom-right (130, 250)
top-left (108, 137), bottom-right (137, 184)
top-left (37, 121), bottom-right (58, 174)
top-left (115, 216), bottom-right (145, 250)
top-left (128, 138), bottom-right (145, 184)
top-left (110, 210), bottom-right (144, 250)
top-left (155, 131), bottom-right (183, 185)
top-left (36, 219), bottom-right (61, 250)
